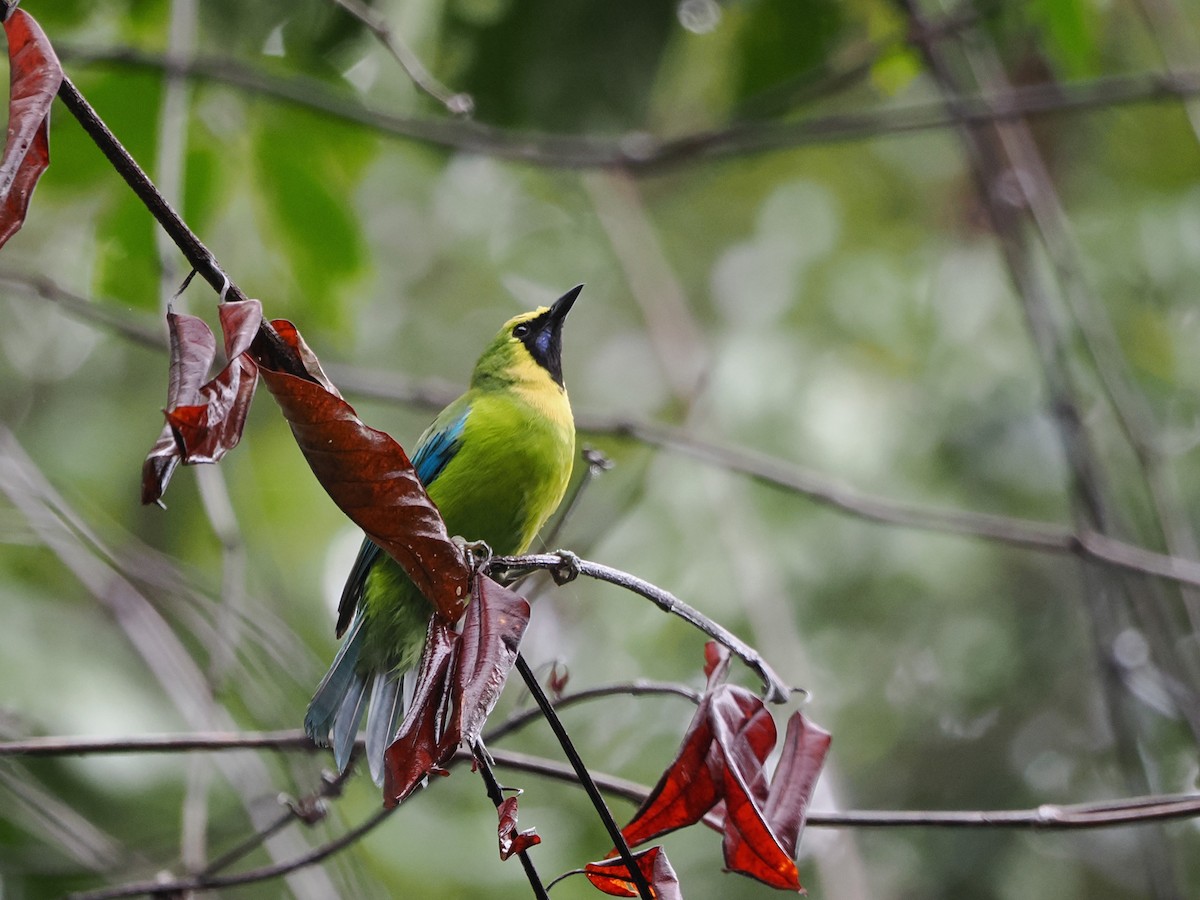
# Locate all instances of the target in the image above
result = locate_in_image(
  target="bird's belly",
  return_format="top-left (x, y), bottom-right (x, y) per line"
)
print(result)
top-left (431, 431), bottom-right (571, 555)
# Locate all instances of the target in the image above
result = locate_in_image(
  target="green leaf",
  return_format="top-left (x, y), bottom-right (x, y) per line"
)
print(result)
top-left (442, 0), bottom-right (674, 129)
top-left (728, 0), bottom-right (843, 107)
top-left (1028, 0), bottom-right (1096, 77)
top-left (95, 190), bottom-right (161, 311)
top-left (252, 107), bottom-right (372, 331)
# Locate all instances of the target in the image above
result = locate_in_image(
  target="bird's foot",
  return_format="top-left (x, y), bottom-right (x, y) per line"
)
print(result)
top-left (454, 537), bottom-right (493, 575)
top-left (549, 549), bottom-right (581, 585)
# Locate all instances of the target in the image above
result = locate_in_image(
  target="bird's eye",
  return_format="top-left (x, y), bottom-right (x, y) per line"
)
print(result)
top-left (512, 323), bottom-right (531, 338)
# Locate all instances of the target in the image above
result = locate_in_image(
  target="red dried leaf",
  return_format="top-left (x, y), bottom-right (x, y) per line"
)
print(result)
top-left (585, 846), bottom-right (681, 900)
top-left (619, 644), bottom-right (831, 894)
top-left (457, 576), bottom-right (530, 747)
top-left (0, 10), bottom-right (62, 250)
top-left (710, 703), bottom-right (798, 891)
top-left (497, 795), bottom-right (541, 861)
top-left (257, 320), bottom-right (470, 622)
top-left (761, 713), bottom-right (831, 859)
top-left (165, 312), bottom-right (218, 408)
top-left (382, 616), bottom-right (458, 808)
top-left (267, 318), bottom-right (342, 396)
top-left (619, 699), bottom-right (720, 849)
top-left (219, 298), bottom-right (263, 361)
top-left (383, 574), bottom-right (530, 807)
top-left (702, 641), bottom-right (729, 681)
top-left (548, 660), bottom-right (570, 698)
top-left (141, 301), bottom-right (263, 504)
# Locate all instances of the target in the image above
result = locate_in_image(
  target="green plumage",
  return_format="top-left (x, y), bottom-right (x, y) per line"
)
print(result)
top-left (305, 287), bottom-right (580, 783)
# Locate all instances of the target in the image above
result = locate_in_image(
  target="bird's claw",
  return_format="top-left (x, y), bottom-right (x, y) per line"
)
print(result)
top-left (281, 792), bottom-right (328, 825)
top-left (550, 549), bottom-right (581, 585)
top-left (454, 537), bottom-right (493, 575)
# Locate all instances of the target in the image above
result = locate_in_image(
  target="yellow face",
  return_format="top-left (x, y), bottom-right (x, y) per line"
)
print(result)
top-left (505, 308), bottom-right (560, 394)
top-left (500, 307), bottom-right (550, 349)
top-left (474, 285), bottom-right (581, 393)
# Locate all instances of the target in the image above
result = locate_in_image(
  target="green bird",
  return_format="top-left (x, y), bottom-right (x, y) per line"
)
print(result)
top-left (305, 285), bottom-right (581, 783)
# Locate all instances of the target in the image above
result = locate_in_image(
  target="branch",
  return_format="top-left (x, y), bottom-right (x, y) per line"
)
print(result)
top-left (512, 654), bottom-right (655, 900)
top-left (0, 729), bottom-right (319, 757)
top-left (484, 680), bottom-right (702, 745)
top-left (326, 0), bottom-right (472, 114)
top-left (57, 44), bottom-right (1200, 171)
top-left (53, 72), bottom-right (309, 379)
top-left (488, 553), bottom-right (793, 703)
top-left (6, 731), bottom-right (1198, 834)
top-left (9, 266), bottom-right (1200, 596)
top-left (486, 747), bottom-right (1200, 831)
top-left (472, 742), bottom-right (550, 900)
top-left (67, 806), bottom-right (395, 900)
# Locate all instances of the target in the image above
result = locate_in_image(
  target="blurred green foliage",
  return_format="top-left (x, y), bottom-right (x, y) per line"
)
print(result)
top-left (2, 0), bottom-right (1200, 898)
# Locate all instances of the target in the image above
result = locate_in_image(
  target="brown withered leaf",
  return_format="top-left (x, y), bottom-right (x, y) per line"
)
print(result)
top-left (257, 319), bottom-right (470, 622)
top-left (267, 318), bottom-right (342, 396)
top-left (457, 576), bottom-right (530, 747)
top-left (497, 795), bottom-right (541, 861)
top-left (382, 574), bottom-right (530, 808)
top-left (618, 644), bottom-right (831, 894)
top-left (381, 615), bottom-right (458, 808)
top-left (721, 712), bottom-right (831, 874)
top-left (0, 9), bottom-right (62, 250)
top-left (585, 846), bottom-right (682, 900)
top-left (141, 300), bottom-right (263, 504)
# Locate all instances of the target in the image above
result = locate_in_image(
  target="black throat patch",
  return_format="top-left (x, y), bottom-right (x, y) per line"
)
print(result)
top-left (521, 310), bottom-right (564, 387)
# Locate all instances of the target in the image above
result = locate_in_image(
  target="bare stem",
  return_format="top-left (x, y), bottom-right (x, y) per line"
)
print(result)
top-left (472, 740), bottom-right (550, 900)
top-left (512, 654), bottom-right (655, 900)
top-left (489, 553), bottom-right (792, 703)
top-left (56, 44), bottom-right (1200, 172)
top-left (5, 731), bottom-right (1198, 832)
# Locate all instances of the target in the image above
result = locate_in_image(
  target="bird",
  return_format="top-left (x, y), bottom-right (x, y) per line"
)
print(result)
top-left (305, 285), bottom-right (581, 784)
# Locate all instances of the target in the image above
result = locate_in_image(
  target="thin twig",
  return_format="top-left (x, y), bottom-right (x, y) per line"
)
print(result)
top-left (472, 740), bottom-right (550, 900)
top-left (10, 265), bottom-right (1200, 596)
top-left (6, 730), bottom-right (1199, 833)
top-left (58, 44), bottom-right (1200, 171)
top-left (326, 0), bottom-right (472, 114)
top-left (0, 729), bottom-right (319, 756)
top-left (53, 73), bottom-right (309, 379)
top-left (201, 766), bottom-right (355, 878)
top-left (66, 806), bottom-right (394, 900)
top-left (484, 680), bottom-right (702, 745)
top-left (486, 746), bottom-right (1200, 830)
top-left (491, 553), bottom-right (792, 703)
top-left (511, 654), bottom-right (655, 900)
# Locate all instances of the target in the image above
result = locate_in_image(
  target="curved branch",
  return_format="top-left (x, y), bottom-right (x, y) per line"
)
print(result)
top-left (6, 731), bottom-right (1197, 833)
top-left (67, 806), bottom-right (394, 900)
top-left (8, 266), bottom-right (1200, 594)
top-left (487, 553), bottom-right (793, 703)
top-left (56, 45), bottom-right (1200, 172)
top-left (484, 748), bottom-right (1200, 831)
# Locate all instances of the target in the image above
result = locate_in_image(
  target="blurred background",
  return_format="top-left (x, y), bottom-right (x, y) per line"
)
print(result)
top-left (2, 0), bottom-right (1200, 897)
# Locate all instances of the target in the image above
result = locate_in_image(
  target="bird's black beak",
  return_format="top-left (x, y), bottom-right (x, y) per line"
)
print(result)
top-left (547, 283), bottom-right (583, 326)
top-left (526, 284), bottom-right (582, 388)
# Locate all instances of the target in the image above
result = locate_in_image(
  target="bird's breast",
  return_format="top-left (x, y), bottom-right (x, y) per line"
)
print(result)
top-left (426, 391), bottom-right (574, 556)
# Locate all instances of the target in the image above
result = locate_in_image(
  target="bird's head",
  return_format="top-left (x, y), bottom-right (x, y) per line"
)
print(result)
top-left (472, 284), bottom-right (582, 391)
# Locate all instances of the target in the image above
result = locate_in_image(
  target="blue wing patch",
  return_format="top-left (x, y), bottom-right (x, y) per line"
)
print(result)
top-left (411, 407), bottom-right (469, 486)
top-left (333, 406), bottom-right (469, 637)
top-left (335, 538), bottom-right (380, 636)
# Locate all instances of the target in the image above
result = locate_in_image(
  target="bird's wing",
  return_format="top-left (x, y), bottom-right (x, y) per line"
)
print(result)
top-left (411, 403), bottom-right (471, 485)
top-left (333, 403), bottom-right (471, 637)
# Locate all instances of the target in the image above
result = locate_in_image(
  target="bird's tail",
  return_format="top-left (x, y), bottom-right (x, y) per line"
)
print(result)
top-left (305, 615), bottom-right (410, 785)
top-left (305, 614), bottom-right (368, 774)
top-left (365, 669), bottom-right (407, 785)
